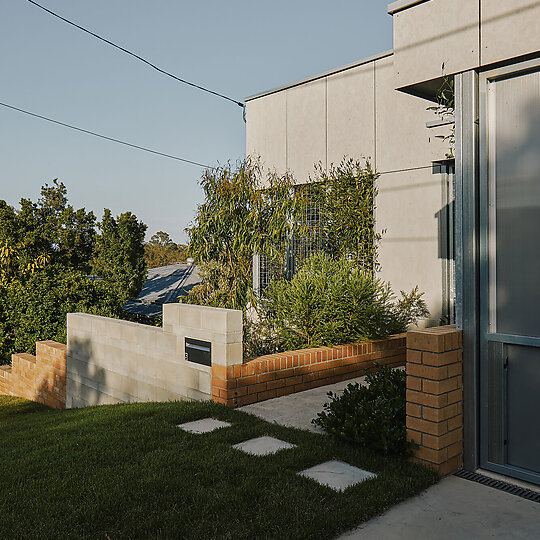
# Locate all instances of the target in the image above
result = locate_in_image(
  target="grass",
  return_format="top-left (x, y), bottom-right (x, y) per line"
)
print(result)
top-left (0, 396), bottom-right (438, 539)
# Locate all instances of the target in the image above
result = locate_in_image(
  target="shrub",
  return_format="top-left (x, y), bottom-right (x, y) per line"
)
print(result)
top-left (0, 266), bottom-right (122, 362)
top-left (261, 253), bottom-right (428, 351)
top-left (312, 365), bottom-right (414, 456)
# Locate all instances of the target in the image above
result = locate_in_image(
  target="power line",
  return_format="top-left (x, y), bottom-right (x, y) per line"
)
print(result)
top-left (0, 101), bottom-right (214, 169)
top-left (27, 0), bottom-right (245, 110)
top-left (378, 164), bottom-right (436, 175)
top-left (0, 100), bottom-right (446, 174)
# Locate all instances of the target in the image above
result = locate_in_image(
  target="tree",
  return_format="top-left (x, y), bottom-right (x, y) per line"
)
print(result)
top-left (185, 158), bottom-right (307, 310)
top-left (144, 231), bottom-right (188, 268)
top-left (0, 180), bottom-right (96, 277)
top-left (92, 210), bottom-right (147, 300)
top-left (0, 268), bottom-right (121, 359)
top-left (0, 182), bottom-right (147, 363)
top-left (310, 158), bottom-right (380, 272)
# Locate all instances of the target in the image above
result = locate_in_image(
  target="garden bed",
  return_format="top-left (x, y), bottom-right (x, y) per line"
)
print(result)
top-left (212, 334), bottom-right (406, 407)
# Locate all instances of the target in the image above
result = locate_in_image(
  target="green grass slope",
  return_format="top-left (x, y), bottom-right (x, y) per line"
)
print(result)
top-left (0, 396), bottom-right (438, 539)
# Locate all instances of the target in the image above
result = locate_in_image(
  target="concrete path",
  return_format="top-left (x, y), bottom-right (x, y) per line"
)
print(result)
top-left (240, 377), bottom-right (540, 540)
top-left (240, 376), bottom-right (367, 432)
top-left (339, 475), bottom-right (540, 539)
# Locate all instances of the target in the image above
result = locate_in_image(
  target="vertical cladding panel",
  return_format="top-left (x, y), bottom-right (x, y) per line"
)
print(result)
top-left (481, 0), bottom-right (540, 67)
top-left (392, 0), bottom-right (479, 89)
top-left (375, 55), bottom-right (448, 326)
top-left (377, 169), bottom-right (443, 326)
top-left (326, 62), bottom-right (375, 166)
top-left (246, 91), bottom-right (287, 183)
top-left (286, 79), bottom-right (327, 183)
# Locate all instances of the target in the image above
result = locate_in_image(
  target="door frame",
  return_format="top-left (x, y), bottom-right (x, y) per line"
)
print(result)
top-left (456, 58), bottom-right (540, 485)
top-left (478, 58), bottom-right (540, 485)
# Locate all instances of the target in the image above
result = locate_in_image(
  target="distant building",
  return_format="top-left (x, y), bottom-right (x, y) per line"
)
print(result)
top-left (123, 262), bottom-right (200, 319)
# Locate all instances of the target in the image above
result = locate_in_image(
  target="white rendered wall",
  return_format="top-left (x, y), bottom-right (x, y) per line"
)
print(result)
top-left (245, 53), bottom-right (449, 325)
top-left (391, 0), bottom-right (540, 90)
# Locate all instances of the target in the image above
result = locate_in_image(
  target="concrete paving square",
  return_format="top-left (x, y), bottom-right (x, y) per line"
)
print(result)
top-left (299, 460), bottom-right (377, 492)
top-left (232, 435), bottom-right (296, 456)
top-left (177, 418), bottom-right (231, 434)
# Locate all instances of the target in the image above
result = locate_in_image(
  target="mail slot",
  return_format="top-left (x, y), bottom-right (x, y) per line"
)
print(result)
top-left (185, 337), bottom-right (211, 366)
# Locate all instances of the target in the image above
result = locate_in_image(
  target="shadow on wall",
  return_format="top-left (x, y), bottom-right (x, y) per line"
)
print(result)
top-left (66, 338), bottom-right (106, 408)
top-left (489, 90), bottom-right (540, 337)
top-left (436, 200), bottom-right (455, 262)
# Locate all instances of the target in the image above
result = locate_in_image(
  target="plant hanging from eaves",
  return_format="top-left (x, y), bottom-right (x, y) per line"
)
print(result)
top-left (427, 76), bottom-right (455, 159)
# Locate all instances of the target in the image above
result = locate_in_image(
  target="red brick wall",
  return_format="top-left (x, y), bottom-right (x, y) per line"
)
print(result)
top-left (406, 325), bottom-right (463, 475)
top-left (0, 341), bottom-right (66, 409)
top-left (212, 335), bottom-right (406, 408)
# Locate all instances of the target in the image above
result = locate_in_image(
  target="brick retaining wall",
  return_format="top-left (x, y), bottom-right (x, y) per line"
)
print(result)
top-left (0, 341), bottom-right (67, 409)
top-left (211, 334), bottom-right (406, 408)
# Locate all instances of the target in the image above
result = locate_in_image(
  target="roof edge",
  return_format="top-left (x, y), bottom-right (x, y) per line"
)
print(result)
top-left (387, 0), bottom-right (431, 16)
top-left (245, 49), bottom-right (393, 102)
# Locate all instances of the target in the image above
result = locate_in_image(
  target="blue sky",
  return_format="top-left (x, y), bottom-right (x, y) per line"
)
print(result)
top-left (1, 1), bottom-right (392, 242)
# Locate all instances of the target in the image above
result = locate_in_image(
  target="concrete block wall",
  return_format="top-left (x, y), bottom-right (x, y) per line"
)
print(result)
top-left (212, 335), bottom-right (406, 408)
top-left (406, 325), bottom-right (464, 475)
top-left (162, 303), bottom-right (243, 367)
top-left (0, 341), bottom-right (67, 408)
top-left (66, 304), bottom-right (243, 408)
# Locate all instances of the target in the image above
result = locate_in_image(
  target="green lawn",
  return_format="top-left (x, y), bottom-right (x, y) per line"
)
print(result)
top-left (0, 396), bottom-right (438, 539)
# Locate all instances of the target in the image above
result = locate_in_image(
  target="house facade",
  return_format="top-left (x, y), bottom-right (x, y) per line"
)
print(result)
top-left (245, 0), bottom-right (540, 486)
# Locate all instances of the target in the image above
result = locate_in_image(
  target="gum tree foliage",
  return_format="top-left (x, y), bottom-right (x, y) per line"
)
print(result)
top-left (0, 181), bottom-right (147, 362)
top-left (308, 158), bottom-right (381, 271)
top-left (184, 159), bottom-right (307, 311)
top-left (427, 76), bottom-right (455, 159)
top-left (144, 231), bottom-right (188, 269)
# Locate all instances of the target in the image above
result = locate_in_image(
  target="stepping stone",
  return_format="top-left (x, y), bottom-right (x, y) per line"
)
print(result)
top-left (298, 460), bottom-right (376, 492)
top-left (232, 436), bottom-right (296, 456)
top-left (177, 418), bottom-right (231, 434)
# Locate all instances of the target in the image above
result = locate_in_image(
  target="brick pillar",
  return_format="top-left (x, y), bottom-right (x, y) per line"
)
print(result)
top-left (406, 325), bottom-right (463, 476)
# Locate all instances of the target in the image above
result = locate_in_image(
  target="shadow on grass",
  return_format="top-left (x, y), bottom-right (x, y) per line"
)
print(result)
top-left (0, 395), bottom-right (48, 422)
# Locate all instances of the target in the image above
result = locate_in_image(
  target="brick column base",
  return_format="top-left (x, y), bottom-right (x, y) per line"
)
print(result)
top-left (406, 325), bottom-right (463, 476)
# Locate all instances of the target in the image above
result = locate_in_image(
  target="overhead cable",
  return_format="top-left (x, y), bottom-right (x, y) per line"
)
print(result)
top-left (378, 164), bottom-right (436, 175)
top-left (0, 101), bottom-right (213, 169)
top-left (27, 0), bottom-right (245, 110)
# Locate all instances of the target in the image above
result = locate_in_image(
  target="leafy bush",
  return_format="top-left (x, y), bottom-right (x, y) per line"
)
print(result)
top-left (312, 365), bottom-right (414, 456)
top-left (0, 266), bottom-right (122, 361)
top-left (0, 181), bottom-right (147, 363)
top-left (242, 316), bottom-right (281, 361)
top-left (261, 253), bottom-right (428, 351)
